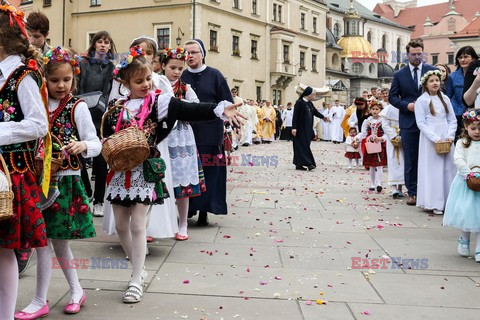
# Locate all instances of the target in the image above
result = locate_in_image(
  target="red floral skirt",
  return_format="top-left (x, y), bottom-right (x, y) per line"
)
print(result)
top-left (345, 151), bottom-right (361, 159)
top-left (0, 172), bottom-right (47, 249)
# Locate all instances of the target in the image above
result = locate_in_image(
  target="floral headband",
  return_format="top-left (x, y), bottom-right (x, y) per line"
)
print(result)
top-left (113, 46), bottom-right (146, 79)
top-left (0, 1), bottom-right (28, 39)
top-left (462, 109), bottom-right (480, 123)
top-left (369, 100), bottom-right (383, 109)
top-left (44, 47), bottom-right (81, 75)
top-left (420, 70), bottom-right (442, 86)
top-left (163, 47), bottom-right (188, 61)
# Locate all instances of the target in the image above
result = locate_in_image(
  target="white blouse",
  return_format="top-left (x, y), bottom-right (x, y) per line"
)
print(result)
top-left (0, 55), bottom-right (48, 145)
top-left (454, 139), bottom-right (480, 175)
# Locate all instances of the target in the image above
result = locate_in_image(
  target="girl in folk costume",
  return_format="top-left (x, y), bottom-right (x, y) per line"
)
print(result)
top-left (16, 47), bottom-right (101, 319)
top-left (444, 110), bottom-right (480, 262)
top-left (161, 47), bottom-right (204, 240)
top-left (261, 100), bottom-right (276, 143)
top-left (354, 101), bottom-right (388, 192)
top-left (344, 127), bottom-right (361, 169)
top-left (0, 3), bottom-right (48, 319)
top-left (415, 70), bottom-right (457, 215)
top-left (349, 97), bottom-right (370, 166)
top-left (105, 47), bottom-right (243, 303)
top-left (379, 88), bottom-right (405, 198)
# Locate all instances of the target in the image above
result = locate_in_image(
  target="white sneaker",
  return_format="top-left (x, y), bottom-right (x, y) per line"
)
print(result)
top-left (432, 209), bottom-right (443, 215)
top-left (475, 252), bottom-right (480, 262)
top-left (457, 237), bottom-right (470, 257)
top-left (347, 166), bottom-right (352, 169)
top-left (93, 203), bottom-right (104, 217)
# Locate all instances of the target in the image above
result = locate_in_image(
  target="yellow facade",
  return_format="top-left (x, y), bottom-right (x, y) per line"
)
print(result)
top-left (20, 0), bottom-right (328, 105)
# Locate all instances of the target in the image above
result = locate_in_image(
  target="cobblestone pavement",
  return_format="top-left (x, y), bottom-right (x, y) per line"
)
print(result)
top-left (17, 140), bottom-right (480, 320)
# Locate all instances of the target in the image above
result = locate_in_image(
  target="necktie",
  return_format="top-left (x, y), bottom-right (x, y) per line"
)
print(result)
top-left (413, 67), bottom-right (419, 88)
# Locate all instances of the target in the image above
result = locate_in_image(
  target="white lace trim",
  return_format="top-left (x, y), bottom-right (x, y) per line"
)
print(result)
top-left (106, 164), bottom-right (155, 201)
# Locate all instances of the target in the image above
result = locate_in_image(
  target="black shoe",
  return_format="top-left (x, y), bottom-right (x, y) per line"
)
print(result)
top-left (196, 211), bottom-right (209, 226)
top-left (307, 165), bottom-right (316, 171)
top-left (242, 143), bottom-right (249, 147)
top-left (15, 248), bottom-right (35, 277)
top-left (369, 187), bottom-right (375, 191)
top-left (377, 186), bottom-right (383, 193)
top-left (296, 165), bottom-right (308, 171)
top-left (188, 211), bottom-right (197, 218)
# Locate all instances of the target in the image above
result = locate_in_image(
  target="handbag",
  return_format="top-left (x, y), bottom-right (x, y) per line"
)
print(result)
top-left (365, 136), bottom-right (382, 154)
top-left (77, 91), bottom-right (106, 130)
top-left (143, 157), bottom-right (168, 199)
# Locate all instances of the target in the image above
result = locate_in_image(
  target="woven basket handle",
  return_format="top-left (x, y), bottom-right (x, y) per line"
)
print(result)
top-left (0, 153), bottom-right (12, 191)
top-left (100, 103), bottom-right (135, 140)
top-left (471, 166), bottom-right (480, 171)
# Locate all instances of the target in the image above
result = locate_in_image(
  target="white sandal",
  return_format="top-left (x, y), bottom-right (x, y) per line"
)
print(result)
top-left (123, 283), bottom-right (143, 303)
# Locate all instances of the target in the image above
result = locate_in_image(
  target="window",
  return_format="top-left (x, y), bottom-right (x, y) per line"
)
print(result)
top-left (210, 30), bottom-right (218, 51)
top-left (273, 4), bottom-right (277, 21)
top-left (312, 54), bottom-right (317, 72)
top-left (313, 17), bottom-right (317, 33)
top-left (283, 45), bottom-right (289, 63)
top-left (381, 34), bottom-right (387, 50)
top-left (431, 54), bottom-right (438, 66)
top-left (448, 53), bottom-right (454, 65)
top-left (90, 0), bottom-right (101, 6)
top-left (278, 5), bottom-right (282, 22)
top-left (233, 0), bottom-right (240, 9)
top-left (252, 0), bottom-right (257, 15)
top-left (273, 89), bottom-right (282, 106)
top-left (232, 35), bottom-right (240, 56)
top-left (301, 13), bottom-right (306, 30)
top-left (43, 0), bottom-right (51, 6)
top-left (352, 62), bottom-right (363, 74)
top-left (367, 31), bottom-right (372, 43)
top-left (256, 86), bottom-right (262, 101)
top-left (351, 21), bottom-right (357, 35)
top-left (156, 28), bottom-right (170, 49)
top-left (251, 39), bottom-right (258, 59)
top-left (333, 23), bottom-right (340, 38)
top-left (300, 51), bottom-right (305, 69)
top-left (396, 38), bottom-right (401, 63)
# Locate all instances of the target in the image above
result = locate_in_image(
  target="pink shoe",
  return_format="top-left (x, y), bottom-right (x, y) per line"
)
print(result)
top-left (63, 291), bottom-right (86, 314)
top-left (175, 233), bottom-right (189, 241)
top-left (14, 302), bottom-right (49, 320)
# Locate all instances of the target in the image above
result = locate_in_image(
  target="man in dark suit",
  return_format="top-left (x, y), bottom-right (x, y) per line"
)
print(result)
top-left (389, 40), bottom-right (437, 205)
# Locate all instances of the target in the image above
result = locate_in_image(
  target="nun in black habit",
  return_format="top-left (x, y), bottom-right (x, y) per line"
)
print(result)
top-left (292, 87), bottom-right (330, 171)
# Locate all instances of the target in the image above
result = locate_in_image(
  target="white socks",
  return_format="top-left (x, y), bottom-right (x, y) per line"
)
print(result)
top-left (0, 249), bottom-right (18, 320)
top-left (177, 198), bottom-right (189, 236)
top-left (22, 245), bottom-right (52, 313)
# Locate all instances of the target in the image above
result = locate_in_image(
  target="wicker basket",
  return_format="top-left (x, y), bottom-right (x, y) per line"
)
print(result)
top-left (0, 153), bottom-right (14, 222)
top-left (467, 166), bottom-right (480, 192)
top-left (390, 136), bottom-right (402, 148)
top-left (100, 105), bottom-right (150, 172)
top-left (434, 141), bottom-right (452, 154)
top-left (35, 135), bottom-right (65, 174)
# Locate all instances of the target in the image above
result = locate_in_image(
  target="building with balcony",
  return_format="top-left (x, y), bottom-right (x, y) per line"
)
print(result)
top-left (20, 0), bottom-right (330, 105)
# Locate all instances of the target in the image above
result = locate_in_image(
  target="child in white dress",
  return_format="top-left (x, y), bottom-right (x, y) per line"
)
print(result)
top-left (344, 127), bottom-right (361, 169)
top-left (415, 70), bottom-right (457, 215)
top-left (443, 109), bottom-right (480, 262)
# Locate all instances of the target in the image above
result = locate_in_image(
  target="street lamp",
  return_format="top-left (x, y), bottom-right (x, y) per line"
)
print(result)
top-left (176, 27), bottom-right (184, 46)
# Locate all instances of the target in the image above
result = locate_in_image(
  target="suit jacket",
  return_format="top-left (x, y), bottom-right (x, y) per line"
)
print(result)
top-left (389, 64), bottom-right (437, 130)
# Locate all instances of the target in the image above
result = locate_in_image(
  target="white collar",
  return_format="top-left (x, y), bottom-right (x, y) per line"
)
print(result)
top-left (409, 62), bottom-right (423, 72)
top-left (169, 79), bottom-right (179, 86)
top-left (303, 97), bottom-right (309, 102)
top-left (0, 55), bottom-right (22, 80)
top-left (188, 65), bottom-right (207, 73)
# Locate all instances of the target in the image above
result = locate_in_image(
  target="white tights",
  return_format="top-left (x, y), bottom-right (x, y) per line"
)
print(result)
top-left (177, 198), bottom-right (189, 236)
top-left (347, 158), bottom-right (360, 168)
top-left (22, 240), bottom-right (83, 313)
top-left (460, 231), bottom-right (480, 252)
top-left (369, 166), bottom-right (383, 187)
top-left (113, 204), bottom-right (148, 286)
top-left (0, 249), bottom-right (18, 320)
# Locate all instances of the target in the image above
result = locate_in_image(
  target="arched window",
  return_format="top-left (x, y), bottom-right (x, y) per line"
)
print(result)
top-left (334, 23), bottom-right (340, 38)
top-left (367, 31), bottom-right (372, 43)
top-left (382, 34), bottom-right (387, 50)
top-left (332, 53), bottom-right (339, 66)
top-left (351, 21), bottom-right (356, 35)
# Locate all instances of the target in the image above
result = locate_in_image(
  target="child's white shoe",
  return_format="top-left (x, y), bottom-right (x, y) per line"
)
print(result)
top-left (457, 237), bottom-right (470, 257)
top-left (475, 252), bottom-right (480, 263)
top-left (347, 166), bottom-right (352, 169)
top-left (432, 209), bottom-right (443, 215)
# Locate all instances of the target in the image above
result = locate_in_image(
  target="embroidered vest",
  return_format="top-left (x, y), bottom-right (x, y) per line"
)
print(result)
top-left (0, 66), bottom-right (41, 174)
top-left (107, 95), bottom-right (161, 159)
top-left (367, 121), bottom-right (385, 137)
top-left (49, 95), bottom-right (82, 171)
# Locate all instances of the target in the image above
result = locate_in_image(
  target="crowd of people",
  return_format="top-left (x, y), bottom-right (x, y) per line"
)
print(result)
top-left (0, 2), bottom-right (480, 320)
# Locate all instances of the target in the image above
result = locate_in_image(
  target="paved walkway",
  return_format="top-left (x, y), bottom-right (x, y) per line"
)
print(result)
top-left (17, 141), bottom-right (480, 319)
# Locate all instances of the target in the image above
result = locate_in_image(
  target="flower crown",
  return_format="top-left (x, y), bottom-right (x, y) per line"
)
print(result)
top-left (163, 47), bottom-right (188, 61)
top-left (462, 109), bottom-right (480, 123)
top-left (420, 70), bottom-right (442, 86)
top-left (0, 1), bottom-right (27, 38)
top-left (113, 46), bottom-right (146, 79)
top-left (369, 100), bottom-right (383, 109)
top-left (44, 47), bottom-right (81, 75)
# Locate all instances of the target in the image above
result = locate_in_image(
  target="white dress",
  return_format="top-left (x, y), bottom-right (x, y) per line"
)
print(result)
top-left (380, 104), bottom-right (405, 186)
top-left (322, 108), bottom-right (331, 140)
top-left (330, 105), bottom-right (345, 142)
top-left (415, 92), bottom-right (457, 211)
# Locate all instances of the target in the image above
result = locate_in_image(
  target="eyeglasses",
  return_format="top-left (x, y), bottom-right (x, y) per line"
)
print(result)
top-left (368, 95), bottom-right (372, 97)
top-left (188, 50), bottom-right (201, 55)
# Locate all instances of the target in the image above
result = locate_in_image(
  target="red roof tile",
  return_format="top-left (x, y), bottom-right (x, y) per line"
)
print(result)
top-left (374, 0), bottom-right (480, 39)
top-left (450, 17), bottom-right (480, 38)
